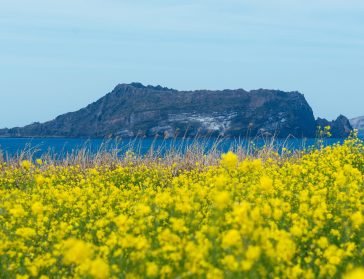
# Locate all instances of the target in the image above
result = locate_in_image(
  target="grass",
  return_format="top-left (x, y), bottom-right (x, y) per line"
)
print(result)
top-left (0, 133), bottom-right (333, 169)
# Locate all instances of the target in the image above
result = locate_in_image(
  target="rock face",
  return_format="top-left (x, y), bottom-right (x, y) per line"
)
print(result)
top-left (350, 116), bottom-right (364, 137)
top-left (0, 83), bottom-right (353, 138)
top-left (316, 115), bottom-right (353, 138)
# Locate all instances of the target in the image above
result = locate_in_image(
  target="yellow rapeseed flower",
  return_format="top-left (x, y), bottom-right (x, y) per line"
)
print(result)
top-left (260, 176), bottom-right (273, 192)
top-left (351, 211), bottom-right (363, 229)
top-left (21, 160), bottom-right (32, 169)
top-left (15, 227), bottom-right (36, 239)
top-left (246, 246), bottom-right (261, 261)
top-left (221, 151), bottom-right (238, 169)
top-left (222, 229), bottom-right (241, 249)
top-left (344, 268), bottom-right (364, 279)
top-left (213, 191), bottom-right (230, 210)
top-left (31, 202), bottom-right (44, 215)
top-left (62, 238), bottom-right (93, 265)
top-left (1, 136), bottom-right (364, 278)
top-left (89, 258), bottom-right (110, 279)
top-left (146, 262), bottom-right (159, 277)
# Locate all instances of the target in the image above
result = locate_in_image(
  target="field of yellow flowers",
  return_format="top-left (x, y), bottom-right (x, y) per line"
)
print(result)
top-left (1, 136), bottom-right (364, 278)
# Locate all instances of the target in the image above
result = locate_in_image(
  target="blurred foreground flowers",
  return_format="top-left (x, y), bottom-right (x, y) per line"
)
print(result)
top-left (1, 136), bottom-right (364, 278)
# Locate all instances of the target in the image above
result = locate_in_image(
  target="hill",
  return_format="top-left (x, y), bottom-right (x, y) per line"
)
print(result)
top-left (0, 83), bottom-right (352, 138)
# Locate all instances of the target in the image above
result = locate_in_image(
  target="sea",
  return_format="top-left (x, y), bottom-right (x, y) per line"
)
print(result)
top-left (0, 137), bottom-right (351, 159)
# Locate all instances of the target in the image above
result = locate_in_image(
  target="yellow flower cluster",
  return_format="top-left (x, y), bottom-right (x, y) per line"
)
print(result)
top-left (1, 136), bottom-right (364, 278)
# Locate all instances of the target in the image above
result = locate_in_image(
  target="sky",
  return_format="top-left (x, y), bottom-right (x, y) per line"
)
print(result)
top-left (1, 0), bottom-right (364, 128)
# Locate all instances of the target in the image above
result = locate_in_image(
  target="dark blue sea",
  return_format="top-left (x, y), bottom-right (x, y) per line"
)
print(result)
top-left (0, 137), bottom-right (349, 159)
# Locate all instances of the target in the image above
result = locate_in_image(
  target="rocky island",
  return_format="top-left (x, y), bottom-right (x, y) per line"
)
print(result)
top-left (0, 83), bottom-right (352, 138)
top-left (350, 116), bottom-right (364, 137)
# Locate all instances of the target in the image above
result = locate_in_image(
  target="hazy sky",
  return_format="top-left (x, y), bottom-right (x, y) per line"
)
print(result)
top-left (1, 0), bottom-right (364, 128)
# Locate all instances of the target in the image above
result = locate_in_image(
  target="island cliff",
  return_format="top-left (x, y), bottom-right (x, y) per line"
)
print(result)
top-left (350, 116), bottom-right (364, 137)
top-left (0, 83), bottom-right (352, 138)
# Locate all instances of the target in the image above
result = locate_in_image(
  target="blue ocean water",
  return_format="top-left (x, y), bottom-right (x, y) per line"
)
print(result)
top-left (0, 137), bottom-right (348, 159)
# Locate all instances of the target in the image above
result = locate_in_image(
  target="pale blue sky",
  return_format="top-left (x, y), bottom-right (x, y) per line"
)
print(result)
top-left (1, 0), bottom-right (364, 128)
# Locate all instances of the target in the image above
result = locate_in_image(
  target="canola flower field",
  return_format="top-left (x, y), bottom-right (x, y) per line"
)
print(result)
top-left (1, 136), bottom-right (364, 279)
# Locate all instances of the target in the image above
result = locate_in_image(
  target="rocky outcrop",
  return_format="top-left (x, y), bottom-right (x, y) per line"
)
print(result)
top-left (0, 83), bottom-right (352, 138)
top-left (350, 116), bottom-right (364, 137)
top-left (316, 115), bottom-right (353, 138)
